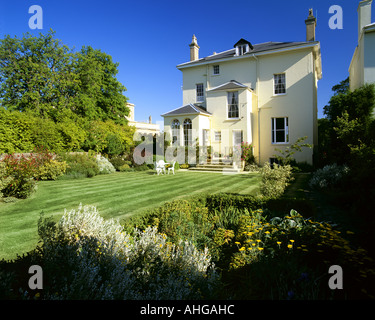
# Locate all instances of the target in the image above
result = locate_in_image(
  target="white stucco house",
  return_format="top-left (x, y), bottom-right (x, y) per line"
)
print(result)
top-left (161, 9), bottom-right (322, 165)
top-left (349, 0), bottom-right (375, 91)
top-left (126, 103), bottom-right (160, 135)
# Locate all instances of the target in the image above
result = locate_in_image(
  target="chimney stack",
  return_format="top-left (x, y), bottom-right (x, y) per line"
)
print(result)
top-left (305, 9), bottom-right (317, 41)
top-left (358, 0), bottom-right (373, 41)
top-left (189, 35), bottom-right (200, 61)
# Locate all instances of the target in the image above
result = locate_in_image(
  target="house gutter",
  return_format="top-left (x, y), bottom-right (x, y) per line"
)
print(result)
top-left (252, 53), bottom-right (261, 164)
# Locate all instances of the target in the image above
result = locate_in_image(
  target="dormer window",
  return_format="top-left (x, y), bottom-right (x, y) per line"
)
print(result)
top-left (234, 38), bottom-right (253, 56)
top-left (237, 44), bottom-right (248, 56)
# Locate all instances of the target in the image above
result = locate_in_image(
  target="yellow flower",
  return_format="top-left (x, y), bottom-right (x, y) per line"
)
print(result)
top-left (235, 242), bottom-right (241, 245)
top-left (287, 244), bottom-right (293, 249)
top-left (290, 240), bottom-right (295, 243)
top-left (256, 239), bottom-right (261, 243)
top-left (258, 247), bottom-right (264, 251)
top-left (239, 247), bottom-right (246, 251)
top-left (277, 241), bottom-right (282, 245)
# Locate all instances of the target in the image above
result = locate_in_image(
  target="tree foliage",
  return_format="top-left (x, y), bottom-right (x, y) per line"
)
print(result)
top-left (0, 30), bottom-right (129, 124)
top-left (320, 82), bottom-right (375, 166)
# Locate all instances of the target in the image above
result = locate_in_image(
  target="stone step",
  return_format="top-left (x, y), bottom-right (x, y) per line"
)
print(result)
top-left (210, 158), bottom-right (233, 165)
top-left (196, 164), bottom-right (234, 169)
top-left (188, 166), bottom-right (241, 173)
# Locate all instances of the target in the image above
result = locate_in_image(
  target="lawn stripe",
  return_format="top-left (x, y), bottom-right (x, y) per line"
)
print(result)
top-left (0, 171), bottom-right (261, 260)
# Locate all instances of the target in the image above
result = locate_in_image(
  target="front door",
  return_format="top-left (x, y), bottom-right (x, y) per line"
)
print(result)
top-left (233, 130), bottom-right (243, 163)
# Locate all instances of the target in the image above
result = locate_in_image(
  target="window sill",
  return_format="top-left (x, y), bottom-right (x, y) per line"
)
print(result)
top-left (225, 118), bottom-right (241, 121)
top-left (271, 142), bottom-right (289, 145)
top-left (273, 93), bottom-right (287, 97)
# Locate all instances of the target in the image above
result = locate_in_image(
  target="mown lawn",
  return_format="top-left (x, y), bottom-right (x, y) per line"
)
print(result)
top-left (0, 170), bottom-right (261, 261)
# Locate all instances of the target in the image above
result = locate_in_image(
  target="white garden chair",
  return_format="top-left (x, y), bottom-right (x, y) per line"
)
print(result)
top-left (154, 160), bottom-right (166, 175)
top-left (168, 161), bottom-right (176, 175)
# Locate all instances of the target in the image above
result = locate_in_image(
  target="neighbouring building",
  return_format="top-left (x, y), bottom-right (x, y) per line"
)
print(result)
top-left (126, 103), bottom-right (160, 135)
top-left (161, 9), bottom-right (322, 165)
top-left (349, 0), bottom-right (375, 91)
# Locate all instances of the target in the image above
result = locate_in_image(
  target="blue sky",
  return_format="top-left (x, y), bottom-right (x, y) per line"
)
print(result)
top-left (1, 0), bottom-right (373, 126)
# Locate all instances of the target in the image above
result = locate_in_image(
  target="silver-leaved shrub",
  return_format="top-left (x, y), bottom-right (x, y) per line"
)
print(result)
top-left (37, 204), bottom-right (219, 300)
top-left (309, 163), bottom-right (350, 190)
top-left (96, 155), bottom-right (116, 174)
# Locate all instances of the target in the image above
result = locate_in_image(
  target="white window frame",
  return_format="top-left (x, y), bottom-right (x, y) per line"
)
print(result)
top-left (202, 129), bottom-right (210, 146)
top-left (273, 73), bottom-right (286, 95)
top-left (171, 119), bottom-right (180, 145)
top-left (214, 130), bottom-right (221, 142)
top-left (196, 83), bottom-right (204, 102)
top-left (236, 44), bottom-right (249, 56)
top-left (183, 118), bottom-right (192, 146)
top-left (227, 91), bottom-right (239, 119)
top-left (271, 117), bottom-right (289, 144)
top-left (213, 65), bottom-right (220, 75)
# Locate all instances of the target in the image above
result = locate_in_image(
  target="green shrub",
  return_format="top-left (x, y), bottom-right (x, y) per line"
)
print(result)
top-left (119, 163), bottom-right (131, 172)
top-left (225, 209), bottom-right (375, 299)
top-left (241, 142), bottom-right (255, 165)
top-left (0, 161), bottom-right (13, 199)
top-left (59, 152), bottom-right (99, 178)
top-left (205, 193), bottom-right (265, 213)
top-left (109, 156), bottom-right (128, 171)
top-left (259, 162), bottom-right (293, 199)
top-left (0, 108), bottom-right (35, 153)
top-left (133, 164), bottom-right (150, 171)
top-left (309, 163), bottom-right (350, 190)
top-left (83, 119), bottom-right (135, 155)
top-left (20, 205), bottom-right (220, 300)
top-left (35, 159), bottom-right (68, 180)
top-left (0, 154), bottom-right (38, 199)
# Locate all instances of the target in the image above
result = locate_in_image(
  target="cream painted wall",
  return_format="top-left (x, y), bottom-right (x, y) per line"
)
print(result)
top-left (256, 49), bottom-right (316, 164)
top-left (350, 37), bottom-right (365, 91)
top-left (175, 46), bottom-right (319, 165)
top-left (364, 31), bottom-right (375, 85)
top-left (163, 114), bottom-right (210, 147)
top-left (350, 30), bottom-right (375, 91)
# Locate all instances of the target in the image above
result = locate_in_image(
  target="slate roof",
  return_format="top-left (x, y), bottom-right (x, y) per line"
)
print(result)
top-left (161, 104), bottom-right (212, 117)
top-left (177, 40), bottom-right (319, 68)
top-left (207, 80), bottom-right (251, 92)
top-left (233, 38), bottom-right (254, 50)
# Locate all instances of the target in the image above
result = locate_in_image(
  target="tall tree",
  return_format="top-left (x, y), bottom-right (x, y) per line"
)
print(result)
top-left (0, 30), bottom-right (76, 119)
top-left (321, 82), bottom-right (375, 165)
top-left (0, 30), bottom-right (129, 124)
top-left (72, 46), bottom-right (129, 123)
